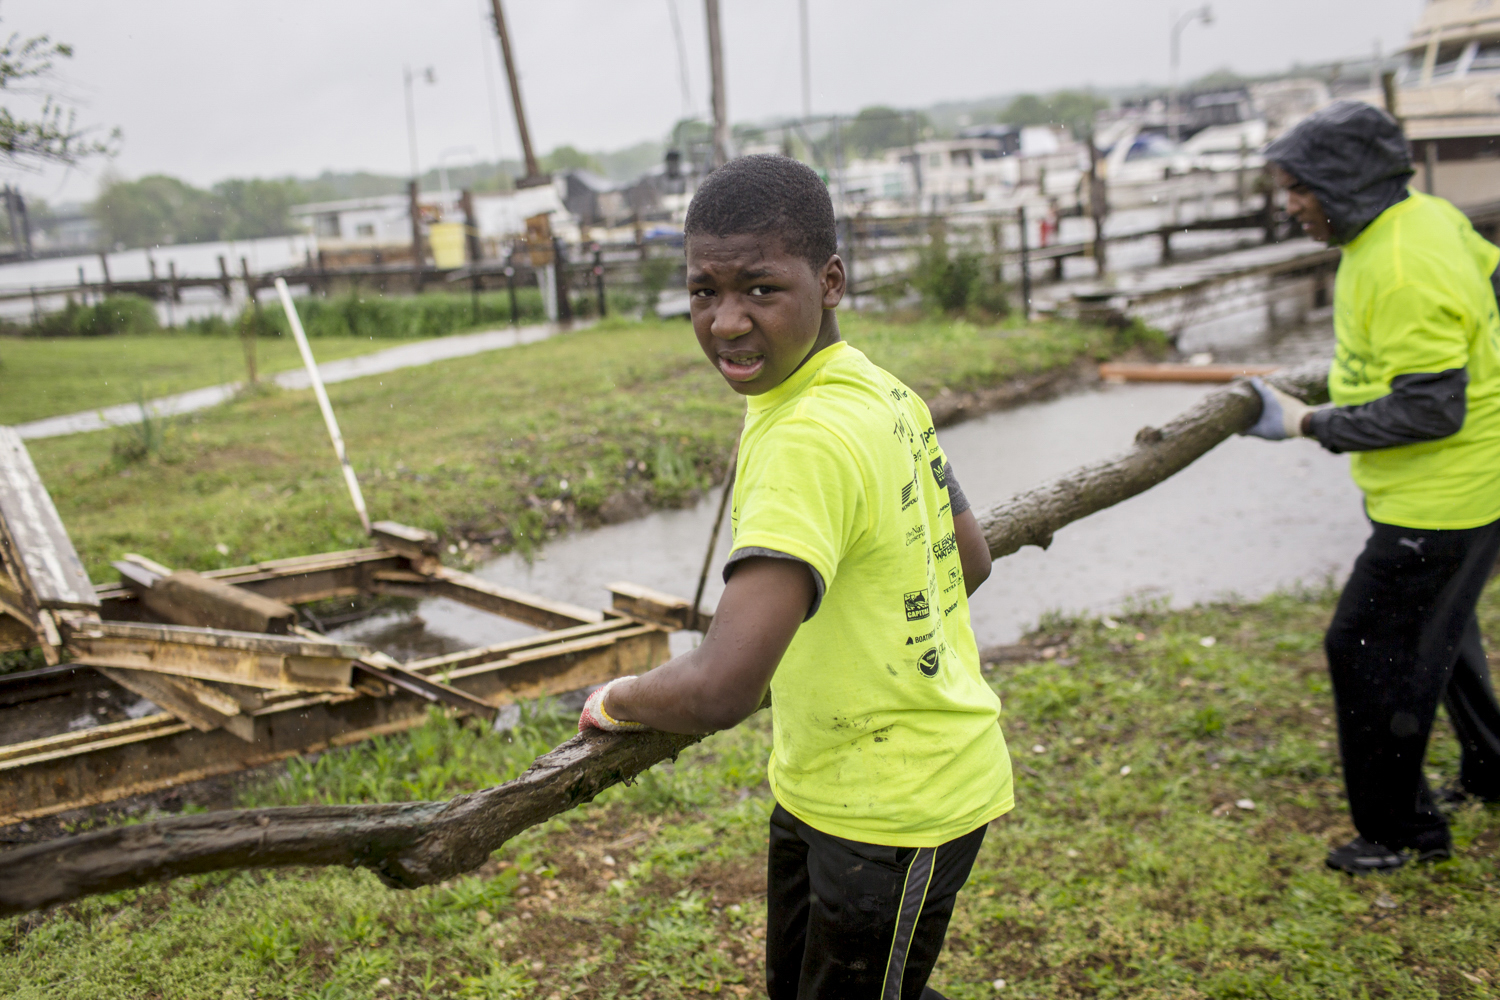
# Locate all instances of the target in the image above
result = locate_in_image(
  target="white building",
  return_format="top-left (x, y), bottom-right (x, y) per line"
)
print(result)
top-left (834, 126), bottom-right (1083, 214)
top-left (290, 183), bottom-right (575, 250)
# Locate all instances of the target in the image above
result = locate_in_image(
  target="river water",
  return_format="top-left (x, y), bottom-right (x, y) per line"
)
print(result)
top-left (334, 324), bottom-right (1366, 657)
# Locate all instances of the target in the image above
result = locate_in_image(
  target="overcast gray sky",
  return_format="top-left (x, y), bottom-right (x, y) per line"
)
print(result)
top-left (12, 0), bottom-right (1421, 203)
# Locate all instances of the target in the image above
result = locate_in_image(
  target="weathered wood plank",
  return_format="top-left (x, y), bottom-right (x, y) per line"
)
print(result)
top-left (406, 619), bottom-right (640, 675)
top-left (62, 619), bottom-right (362, 693)
top-left (354, 653), bottom-right (498, 723)
top-left (608, 581), bottom-right (706, 631)
top-left (371, 521), bottom-right (441, 573)
top-left (97, 667), bottom-right (252, 740)
top-left (378, 567), bottom-right (603, 631)
top-left (0, 427), bottom-right (97, 610)
top-left (119, 565), bottom-right (297, 635)
top-left (0, 714), bottom-right (185, 766)
top-left (0, 608), bottom-right (34, 653)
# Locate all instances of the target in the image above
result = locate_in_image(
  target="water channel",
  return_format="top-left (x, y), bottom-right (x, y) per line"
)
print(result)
top-left (333, 318), bottom-right (1365, 659)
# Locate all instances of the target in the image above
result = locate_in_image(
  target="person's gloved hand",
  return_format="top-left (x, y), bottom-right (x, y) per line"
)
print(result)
top-left (1244, 377), bottom-right (1312, 440)
top-left (578, 676), bottom-right (648, 733)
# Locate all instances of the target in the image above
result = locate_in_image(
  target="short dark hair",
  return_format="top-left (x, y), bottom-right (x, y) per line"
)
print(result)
top-left (683, 154), bottom-right (837, 269)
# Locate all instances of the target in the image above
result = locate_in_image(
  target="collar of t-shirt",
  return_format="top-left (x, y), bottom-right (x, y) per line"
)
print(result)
top-left (746, 341), bottom-right (851, 414)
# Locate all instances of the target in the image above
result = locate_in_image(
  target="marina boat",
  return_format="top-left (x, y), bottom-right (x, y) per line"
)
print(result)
top-left (1356, 0), bottom-right (1500, 208)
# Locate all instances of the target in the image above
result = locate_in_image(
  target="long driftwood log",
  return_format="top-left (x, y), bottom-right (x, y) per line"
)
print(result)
top-left (979, 361), bottom-right (1331, 557)
top-left (0, 362), bottom-right (1331, 917)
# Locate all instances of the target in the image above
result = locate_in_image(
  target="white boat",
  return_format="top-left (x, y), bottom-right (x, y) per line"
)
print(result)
top-left (1353, 0), bottom-right (1500, 207)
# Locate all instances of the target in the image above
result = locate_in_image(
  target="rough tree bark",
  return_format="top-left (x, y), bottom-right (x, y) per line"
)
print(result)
top-left (0, 363), bottom-right (1330, 917)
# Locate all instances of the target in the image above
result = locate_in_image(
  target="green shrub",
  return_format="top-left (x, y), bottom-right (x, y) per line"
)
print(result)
top-left (14, 295), bottom-right (161, 337)
top-left (257, 289), bottom-right (551, 339)
top-left (912, 227), bottom-right (1007, 318)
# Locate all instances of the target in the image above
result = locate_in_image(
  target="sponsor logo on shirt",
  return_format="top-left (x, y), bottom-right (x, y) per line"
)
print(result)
top-left (932, 532), bottom-right (957, 560)
top-left (930, 457), bottom-right (947, 488)
top-left (905, 628), bottom-right (935, 645)
top-left (903, 589), bottom-right (930, 621)
top-left (889, 386), bottom-right (911, 402)
top-left (1334, 342), bottom-right (1370, 388)
top-left (918, 647), bottom-right (940, 677)
top-left (900, 476), bottom-right (918, 511)
top-left (921, 426), bottom-right (937, 447)
top-left (944, 599), bottom-right (958, 616)
top-left (942, 565), bottom-right (962, 592)
top-left (905, 524), bottom-right (926, 546)
top-left (938, 500), bottom-right (951, 517)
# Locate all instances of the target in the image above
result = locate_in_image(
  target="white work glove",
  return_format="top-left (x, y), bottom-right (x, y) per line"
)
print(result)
top-left (578, 676), bottom-right (648, 733)
top-left (1244, 377), bottom-right (1312, 440)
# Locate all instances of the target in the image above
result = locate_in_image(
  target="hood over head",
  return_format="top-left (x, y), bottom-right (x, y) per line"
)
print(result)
top-left (1264, 100), bottom-right (1413, 245)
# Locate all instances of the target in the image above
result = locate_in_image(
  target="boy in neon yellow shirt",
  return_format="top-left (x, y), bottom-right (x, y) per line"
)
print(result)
top-left (578, 155), bottom-right (1012, 998)
top-left (1248, 101), bottom-right (1500, 874)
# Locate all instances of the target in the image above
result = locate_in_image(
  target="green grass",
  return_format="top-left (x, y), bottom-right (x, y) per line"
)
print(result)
top-left (27, 313), bottom-right (1152, 582)
top-left (0, 334), bottom-right (399, 425)
top-left (4, 583), bottom-right (1499, 998)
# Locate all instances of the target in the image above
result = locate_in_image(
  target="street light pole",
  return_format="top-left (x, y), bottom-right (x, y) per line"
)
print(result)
top-left (405, 65), bottom-right (436, 184)
top-left (404, 66), bottom-right (420, 182)
top-left (1169, 6), bottom-right (1213, 144)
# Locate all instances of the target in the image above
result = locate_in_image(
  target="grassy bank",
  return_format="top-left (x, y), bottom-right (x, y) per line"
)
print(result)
top-left (0, 334), bottom-right (410, 426)
top-left (0, 286), bottom-right (587, 426)
top-left (4, 583), bottom-right (1498, 999)
top-left (28, 314), bottom-right (1156, 582)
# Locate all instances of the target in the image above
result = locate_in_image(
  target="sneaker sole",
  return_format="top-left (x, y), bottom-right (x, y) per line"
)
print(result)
top-left (1325, 856), bottom-right (1404, 874)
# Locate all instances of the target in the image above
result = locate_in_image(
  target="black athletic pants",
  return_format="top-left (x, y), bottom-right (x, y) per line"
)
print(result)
top-left (1326, 516), bottom-right (1500, 852)
top-left (765, 803), bottom-right (986, 1000)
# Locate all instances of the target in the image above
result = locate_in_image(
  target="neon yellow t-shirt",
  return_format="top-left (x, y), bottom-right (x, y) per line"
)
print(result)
top-left (1330, 191), bottom-right (1500, 529)
top-left (730, 341), bottom-right (1013, 847)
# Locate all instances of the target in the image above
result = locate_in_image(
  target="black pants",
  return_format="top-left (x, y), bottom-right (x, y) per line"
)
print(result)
top-left (765, 803), bottom-right (986, 1000)
top-left (1326, 516), bottom-right (1500, 851)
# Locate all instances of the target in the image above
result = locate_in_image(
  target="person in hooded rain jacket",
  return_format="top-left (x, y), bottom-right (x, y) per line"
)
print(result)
top-left (1245, 100), bottom-right (1500, 873)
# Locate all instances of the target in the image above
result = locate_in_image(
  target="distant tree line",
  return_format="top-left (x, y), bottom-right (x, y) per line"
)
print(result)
top-left (91, 175), bottom-right (304, 248)
top-left (85, 142), bottom-right (652, 250)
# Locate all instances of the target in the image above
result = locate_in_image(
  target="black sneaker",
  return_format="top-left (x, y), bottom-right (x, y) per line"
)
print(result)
top-left (1326, 837), bottom-right (1452, 873)
top-left (1325, 837), bottom-right (1406, 873)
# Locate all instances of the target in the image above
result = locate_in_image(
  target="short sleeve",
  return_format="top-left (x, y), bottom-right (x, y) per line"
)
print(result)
top-left (1370, 283), bottom-right (1472, 379)
top-left (730, 417), bottom-right (864, 594)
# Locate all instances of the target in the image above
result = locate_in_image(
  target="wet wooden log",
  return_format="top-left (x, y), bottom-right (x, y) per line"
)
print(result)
top-left (0, 728), bottom-right (702, 916)
top-left (978, 361), bottom-right (1330, 559)
top-left (0, 364), bottom-right (1330, 916)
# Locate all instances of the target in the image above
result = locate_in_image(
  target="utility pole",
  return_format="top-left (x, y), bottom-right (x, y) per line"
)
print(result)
top-left (798, 0), bottom-right (811, 122)
top-left (705, 0), bottom-right (731, 167)
top-left (489, 0), bottom-right (548, 187)
top-left (409, 179), bottom-right (426, 291)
